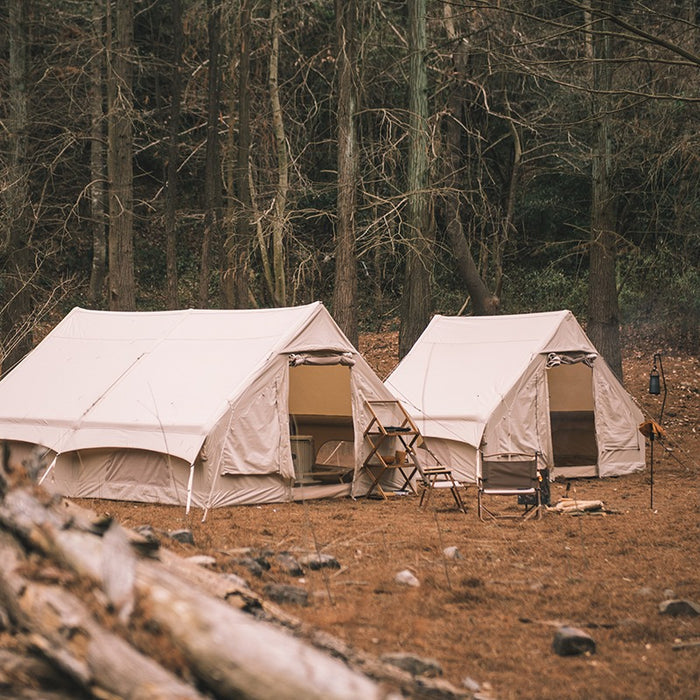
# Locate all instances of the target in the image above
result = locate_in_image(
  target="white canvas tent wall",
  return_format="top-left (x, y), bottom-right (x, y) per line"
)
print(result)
top-left (385, 310), bottom-right (645, 482)
top-left (0, 303), bottom-right (398, 508)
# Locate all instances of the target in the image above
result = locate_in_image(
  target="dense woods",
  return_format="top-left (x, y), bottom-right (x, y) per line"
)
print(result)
top-left (1, 1), bottom-right (698, 376)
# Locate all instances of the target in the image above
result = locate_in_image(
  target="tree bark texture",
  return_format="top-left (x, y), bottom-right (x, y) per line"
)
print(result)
top-left (1, 0), bottom-right (34, 374)
top-left (399, 0), bottom-right (433, 359)
top-left (0, 484), bottom-right (390, 700)
top-left (442, 6), bottom-right (498, 316)
top-left (0, 532), bottom-right (207, 700)
top-left (165, 0), bottom-right (183, 309)
top-left (107, 0), bottom-right (136, 310)
top-left (269, 0), bottom-right (288, 306)
top-left (587, 2), bottom-right (623, 380)
top-left (88, 1), bottom-right (107, 307)
top-left (199, 0), bottom-right (223, 308)
top-left (224, 0), bottom-right (253, 308)
top-left (332, 0), bottom-right (359, 345)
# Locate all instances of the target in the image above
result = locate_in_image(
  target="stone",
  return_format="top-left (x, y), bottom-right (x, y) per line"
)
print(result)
top-left (130, 524), bottom-right (161, 556)
top-left (659, 599), bottom-right (700, 617)
top-left (552, 626), bottom-right (596, 656)
top-left (235, 557), bottom-right (266, 578)
top-left (169, 529), bottom-right (195, 545)
top-left (275, 552), bottom-right (304, 577)
top-left (263, 583), bottom-right (309, 607)
top-left (395, 569), bottom-right (420, 587)
top-left (252, 554), bottom-right (271, 571)
top-left (443, 546), bottom-right (461, 560)
top-left (299, 552), bottom-right (340, 570)
top-left (134, 524), bottom-right (158, 541)
top-left (462, 676), bottom-right (481, 692)
top-left (380, 652), bottom-right (442, 678)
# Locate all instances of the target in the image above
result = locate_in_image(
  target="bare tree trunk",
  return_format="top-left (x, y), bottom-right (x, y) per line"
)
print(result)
top-left (268, 0), bottom-right (288, 306)
top-left (88, 0), bottom-right (106, 307)
top-left (492, 114), bottom-right (521, 301)
top-left (332, 0), bottom-right (359, 345)
top-left (164, 0), bottom-right (183, 309)
top-left (399, 0), bottom-right (433, 358)
top-left (223, 0), bottom-right (253, 308)
top-left (1, 0), bottom-right (34, 374)
top-left (199, 0), bottom-right (223, 308)
top-left (442, 6), bottom-right (498, 316)
top-left (587, 1), bottom-right (622, 380)
top-left (107, 0), bottom-right (136, 311)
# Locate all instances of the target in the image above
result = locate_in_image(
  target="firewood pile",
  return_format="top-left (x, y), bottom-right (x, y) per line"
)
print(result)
top-left (0, 463), bottom-right (469, 699)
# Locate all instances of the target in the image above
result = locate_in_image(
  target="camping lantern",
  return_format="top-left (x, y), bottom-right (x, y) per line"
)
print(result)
top-left (646, 352), bottom-right (667, 510)
top-left (649, 364), bottom-right (661, 395)
top-left (648, 353), bottom-right (667, 422)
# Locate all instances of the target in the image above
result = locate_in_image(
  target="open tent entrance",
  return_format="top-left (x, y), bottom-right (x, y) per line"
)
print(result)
top-left (288, 362), bottom-right (355, 484)
top-left (547, 360), bottom-right (598, 477)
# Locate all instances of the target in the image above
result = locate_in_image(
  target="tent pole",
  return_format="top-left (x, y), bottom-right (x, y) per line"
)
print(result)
top-left (38, 455), bottom-right (58, 486)
top-left (649, 432), bottom-right (654, 510)
top-left (185, 463), bottom-right (195, 515)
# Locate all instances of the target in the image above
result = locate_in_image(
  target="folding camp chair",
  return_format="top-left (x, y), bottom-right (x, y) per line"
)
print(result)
top-left (477, 452), bottom-right (543, 521)
top-left (418, 466), bottom-right (467, 512)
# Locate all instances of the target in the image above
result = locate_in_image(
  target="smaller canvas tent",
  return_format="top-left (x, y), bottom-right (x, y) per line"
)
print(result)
top-left (0, 303), bottom-right (398, 508)
top-left (385, 310), bottom-right (645, 482)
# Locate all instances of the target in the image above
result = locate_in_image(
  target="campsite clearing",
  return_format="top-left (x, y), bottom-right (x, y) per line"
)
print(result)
top-left (79, 334), bottom-right (699, 700)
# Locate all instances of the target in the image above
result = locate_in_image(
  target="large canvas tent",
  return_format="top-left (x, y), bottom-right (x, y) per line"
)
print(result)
top-left (0, 303), bottom-right (398, 508)
top-left (385, 310), bottom-right (645, 482)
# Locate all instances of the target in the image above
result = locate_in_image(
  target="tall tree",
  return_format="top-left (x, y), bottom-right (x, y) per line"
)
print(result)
top-left (1, 0), bottom-right (33, 373)
top-left (587, 2), bottom-right (623, 379)
top-left (106, 0), bottom-right (136, 310)
top-left (268, 0), bottom-right (288, 306)
top-left (199, 0), bottom-right (223, 307)
top-left (332, 0), bottom-right (359, 344)
top-left (223, 0), bottom-right (253, 308)
top-left (164, 0), bottom-right (183, 309)
top-left (441, 4), bottom-right (498, 316)
top-left (399, 0), bottom-right (433, 358)
top-left (88, 0), bottom-right (107, 307)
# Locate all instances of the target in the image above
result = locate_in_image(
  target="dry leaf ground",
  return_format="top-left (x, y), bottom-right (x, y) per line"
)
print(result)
top-left (81, 330), bottom-right (699, 700)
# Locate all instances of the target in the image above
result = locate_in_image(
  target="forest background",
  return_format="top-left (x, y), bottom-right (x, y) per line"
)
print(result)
top-left (1, 0), bottom-right (698, 380)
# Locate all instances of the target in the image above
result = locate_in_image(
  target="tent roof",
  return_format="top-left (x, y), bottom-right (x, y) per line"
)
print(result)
top-left (385, 310), bottom-right (598, 445)
top-left (0, 302), bottom-right (355, 461)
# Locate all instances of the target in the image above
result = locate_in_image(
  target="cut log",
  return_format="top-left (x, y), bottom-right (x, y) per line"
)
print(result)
top-left (0, 533), bottom-right (206, 700)
top-left (0, 646), bottom-right (84, 697)
top-left (0, 487), bottom-right (389, 700)
top-left (1, 483), bottom-right (471, 699)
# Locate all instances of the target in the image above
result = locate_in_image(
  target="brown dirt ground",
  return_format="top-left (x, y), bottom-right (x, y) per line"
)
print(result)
top-left (80, 331), bottom-right (699, 700)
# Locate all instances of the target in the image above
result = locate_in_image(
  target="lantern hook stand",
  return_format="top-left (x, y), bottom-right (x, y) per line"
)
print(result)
top-left (648, 353), bottom-right (667, 510)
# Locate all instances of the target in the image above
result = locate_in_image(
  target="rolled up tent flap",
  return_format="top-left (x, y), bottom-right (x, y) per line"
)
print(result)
top-left (288, 352), bottom-right (355, 367)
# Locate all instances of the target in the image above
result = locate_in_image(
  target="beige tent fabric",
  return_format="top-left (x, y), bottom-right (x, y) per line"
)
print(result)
top-left (0, 303), bottom-right (396, 507)
top-left (385, 310), bottom-right (645, 482)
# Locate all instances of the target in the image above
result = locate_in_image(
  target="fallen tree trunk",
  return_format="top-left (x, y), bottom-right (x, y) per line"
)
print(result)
top-left (0, 486), bottom-right (391, 700)
top-left (0, 646), bottom-right (85, 699)
top-left (0, 532), bottom-right (206, 700)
